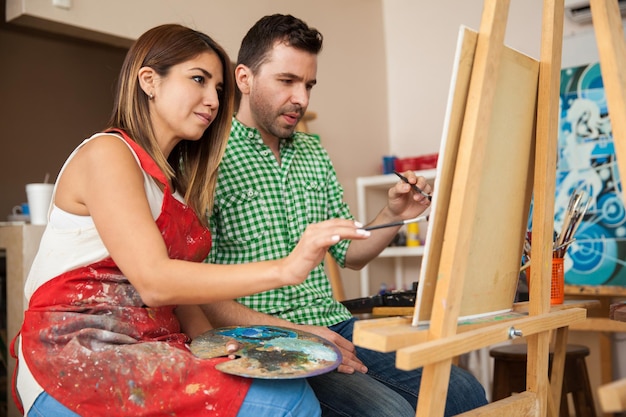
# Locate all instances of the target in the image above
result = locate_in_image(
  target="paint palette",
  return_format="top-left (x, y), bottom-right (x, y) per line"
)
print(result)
top-left (190, 325), bottom-right (342, 379)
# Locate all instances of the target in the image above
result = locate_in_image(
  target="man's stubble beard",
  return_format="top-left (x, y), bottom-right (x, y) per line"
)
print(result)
top-left (250, 91), bottom-right (300, 140)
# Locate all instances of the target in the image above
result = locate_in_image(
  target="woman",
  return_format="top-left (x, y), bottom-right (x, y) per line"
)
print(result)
top-left (12, 24), bottom-right (369, 417)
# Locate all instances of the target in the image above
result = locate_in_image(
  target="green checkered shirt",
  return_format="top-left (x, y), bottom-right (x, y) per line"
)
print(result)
top-left (208, 117), bottom-right (354, 326)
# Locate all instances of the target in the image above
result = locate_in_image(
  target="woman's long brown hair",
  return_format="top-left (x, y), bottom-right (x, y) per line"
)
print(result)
top-left (108, 24), bottom-right (234, 226)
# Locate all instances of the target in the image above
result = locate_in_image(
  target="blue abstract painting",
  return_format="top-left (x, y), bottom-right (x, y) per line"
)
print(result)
top-left (557, 62), bottom-right (626, 286)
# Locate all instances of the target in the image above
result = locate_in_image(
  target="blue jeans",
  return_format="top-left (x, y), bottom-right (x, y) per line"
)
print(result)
top-left (307, 318), bottom-right (488, 417)
top-left (28, 379), bottom-right (321, 417)
top-left (237, 378), bottom-right (321, 417)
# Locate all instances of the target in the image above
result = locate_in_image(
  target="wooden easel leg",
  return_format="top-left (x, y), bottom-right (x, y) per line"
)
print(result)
top-left (549, 327), bottom-right (569, 417)
top-left (598, 299), bottom-right (615, 392)
top-left (527, 0), bottom-right (564, 415)
top-left (590, 2), bottom-right (626, 414)
top-left (590, 0), bottom-right (626, 185)
top-left (527, 333), bottom-right (552, 417)
top-left (415, 360), bottom-right (453, 417)
top-left (562, 0), bottom-right (626, 382)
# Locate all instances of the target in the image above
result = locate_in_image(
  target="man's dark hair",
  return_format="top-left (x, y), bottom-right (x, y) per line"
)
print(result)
top-left (237, 14), bottom-right (323, 74)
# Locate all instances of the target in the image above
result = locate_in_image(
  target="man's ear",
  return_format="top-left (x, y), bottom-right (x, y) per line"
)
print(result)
top-left (235, 64), bottom-right (252, 95)
top-left (138, 66), bottom-right (156, 98)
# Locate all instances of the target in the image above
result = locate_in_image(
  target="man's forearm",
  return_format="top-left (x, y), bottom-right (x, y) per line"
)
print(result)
top-left (175, 305), bottom-right (213, 339)
top-left (201, 300), bottom-right (299, 329)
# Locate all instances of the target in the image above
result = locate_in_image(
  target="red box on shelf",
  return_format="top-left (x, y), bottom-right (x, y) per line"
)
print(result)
top-left (394, 153), bottom-right (438, 172)
top-left (415, 153), bottom-right (438, 170)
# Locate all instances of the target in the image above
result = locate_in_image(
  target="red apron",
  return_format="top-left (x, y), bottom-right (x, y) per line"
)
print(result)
top-left (12, 130), bottom-right (251, 417)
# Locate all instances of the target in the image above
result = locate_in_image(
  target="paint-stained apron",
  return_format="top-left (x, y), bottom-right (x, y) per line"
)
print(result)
top-left (11, 129), bottom-right (251, 417)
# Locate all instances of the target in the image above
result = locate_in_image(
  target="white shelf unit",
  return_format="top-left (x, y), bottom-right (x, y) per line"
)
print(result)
top-left (356, 169), bottom-right (436, 297)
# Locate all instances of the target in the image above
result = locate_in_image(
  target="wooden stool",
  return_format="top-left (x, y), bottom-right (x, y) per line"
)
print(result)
top-left (490, 343), bottom-right (596, 417)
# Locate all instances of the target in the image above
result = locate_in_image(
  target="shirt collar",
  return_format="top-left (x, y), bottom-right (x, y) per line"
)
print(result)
top-left (232, 116), bottom-right (295, 147)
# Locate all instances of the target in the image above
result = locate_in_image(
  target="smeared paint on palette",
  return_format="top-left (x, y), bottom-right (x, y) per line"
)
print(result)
top-left (190, 325), bottom-right (342, 379)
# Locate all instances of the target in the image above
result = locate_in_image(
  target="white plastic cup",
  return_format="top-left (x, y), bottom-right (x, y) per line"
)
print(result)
top-left (26, 183), bottom-right (54, 225)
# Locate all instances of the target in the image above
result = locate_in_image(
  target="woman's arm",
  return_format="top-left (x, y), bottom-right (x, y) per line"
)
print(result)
top-left (55, 135), bottom-right (369, 307)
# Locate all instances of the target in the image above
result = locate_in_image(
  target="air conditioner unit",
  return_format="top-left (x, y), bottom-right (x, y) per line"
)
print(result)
top-left (564, 0), bottom-right (626, 23)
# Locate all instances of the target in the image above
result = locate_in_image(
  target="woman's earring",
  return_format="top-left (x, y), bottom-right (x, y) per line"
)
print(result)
top-left (148, 93), bottom-right (154, 100)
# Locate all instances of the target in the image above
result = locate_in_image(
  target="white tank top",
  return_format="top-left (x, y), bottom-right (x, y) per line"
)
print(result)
top-left (18, 132), bottom-right (182, 414)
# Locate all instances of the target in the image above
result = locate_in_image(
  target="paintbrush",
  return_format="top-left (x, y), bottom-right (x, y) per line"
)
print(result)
top-left (570, 198), bottom-right (590, 237)
top-left (393, 171), bottom-right (432, 201)
top-left (364, 214), bottom-right (429, 231)
top-left (554, 190), bottom-right (590, 258)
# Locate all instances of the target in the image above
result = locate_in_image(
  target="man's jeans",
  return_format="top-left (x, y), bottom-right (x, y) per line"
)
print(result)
top-left (307, 317), bottom-right (488, 417)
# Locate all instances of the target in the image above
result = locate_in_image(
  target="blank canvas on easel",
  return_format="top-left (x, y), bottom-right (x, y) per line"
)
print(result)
top-left (414, 26), bottom-right (540, 324)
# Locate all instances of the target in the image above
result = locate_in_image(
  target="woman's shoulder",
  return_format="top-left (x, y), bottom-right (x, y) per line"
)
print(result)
top-left (60, 133), bottom-right (144, 185)
top-left (78, 132), bottom-right (141, 164)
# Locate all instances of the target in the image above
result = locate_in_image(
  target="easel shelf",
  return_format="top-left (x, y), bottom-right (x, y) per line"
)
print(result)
top-left (356, 301), bottom-right (595, 359)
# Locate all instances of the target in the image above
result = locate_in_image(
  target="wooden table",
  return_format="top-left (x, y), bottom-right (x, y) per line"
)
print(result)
top-left (597, 300), bottom-right (626, 413)
top-left (609, 301), bottom-right (626, 322)
top-left (565, 284), bottom-right (626, 404)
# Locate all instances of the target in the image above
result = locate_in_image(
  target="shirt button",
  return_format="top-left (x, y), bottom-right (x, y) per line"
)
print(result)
top-left (247, 190), bottom-right (254, 197)
top-left (288, 215), bottom-right (294, 221)
top-left (248, 132), bottom-right (254, 138)
top-left (261, 150), bottom-right (269, 156)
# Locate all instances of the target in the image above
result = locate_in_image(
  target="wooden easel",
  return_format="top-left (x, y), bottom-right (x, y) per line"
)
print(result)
top-left (350, 1), bottom-right (618, 416)
top-left (584, 0), bottom-right (626, 413)
top-left (552, 4), bottom-right (626, 407)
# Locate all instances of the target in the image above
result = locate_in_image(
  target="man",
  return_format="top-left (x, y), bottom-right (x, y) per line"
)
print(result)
top-left (204, 14), bottom-right (488, 416)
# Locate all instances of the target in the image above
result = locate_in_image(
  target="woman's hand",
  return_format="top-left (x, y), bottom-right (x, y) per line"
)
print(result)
top-left (281, 219), bottom-right (370, 287)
